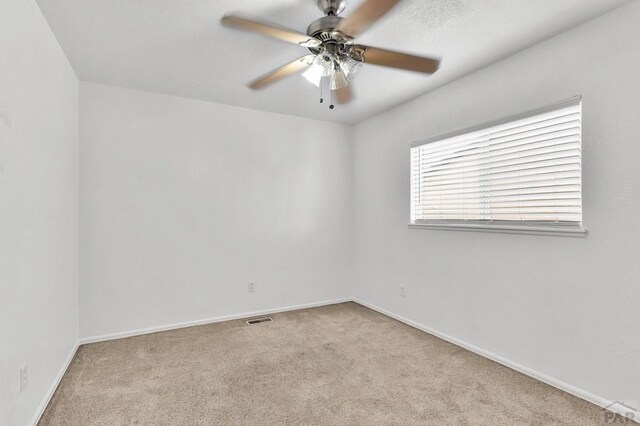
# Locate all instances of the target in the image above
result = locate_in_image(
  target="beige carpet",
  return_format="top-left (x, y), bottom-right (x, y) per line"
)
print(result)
top-left (40, 302), bottom-right (623, 425)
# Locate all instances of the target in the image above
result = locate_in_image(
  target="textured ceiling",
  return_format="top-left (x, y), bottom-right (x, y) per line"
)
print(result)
top-left (37, 0), bottom-right (631, 124)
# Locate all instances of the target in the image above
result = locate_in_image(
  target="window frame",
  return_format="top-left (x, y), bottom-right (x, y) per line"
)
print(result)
top-left (409, 96), bottom-right (587, 237)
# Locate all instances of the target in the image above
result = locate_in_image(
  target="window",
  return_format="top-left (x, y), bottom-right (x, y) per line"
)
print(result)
top-left (410, 96), bottom-right (585, 236)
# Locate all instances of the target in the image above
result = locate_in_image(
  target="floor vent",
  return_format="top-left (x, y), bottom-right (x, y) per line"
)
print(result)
top-left (246, 317), bottom-right (272, 325)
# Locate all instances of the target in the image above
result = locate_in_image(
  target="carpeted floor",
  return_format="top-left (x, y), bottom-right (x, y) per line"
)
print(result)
top-left (40, 302), bottom-right (621, 425)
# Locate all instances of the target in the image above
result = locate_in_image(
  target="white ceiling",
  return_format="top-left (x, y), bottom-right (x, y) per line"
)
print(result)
top-left (37, 0), bottom-right (630, 124)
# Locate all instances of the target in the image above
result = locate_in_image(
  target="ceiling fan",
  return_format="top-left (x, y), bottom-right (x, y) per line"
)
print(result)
top-left (221, 0), bottom-right (441, 108)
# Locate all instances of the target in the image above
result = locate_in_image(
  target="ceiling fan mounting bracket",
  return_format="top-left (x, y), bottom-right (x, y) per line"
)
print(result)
top-left (316, 0), bottom-right (346, 16)
top-left (347, 45), bottom-right (367, 61)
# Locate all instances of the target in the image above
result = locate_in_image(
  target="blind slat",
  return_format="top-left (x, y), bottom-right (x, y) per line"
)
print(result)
top-left (419, 135), bottom-right (580, 169)
top-left (420, 156), bottom-right (580, 185)
top-left (412, 168), bottom-right (581, 189)
top-left (418, 214), bottom-right (582, 221)
top-left (422, 106), bottom-right (580, 154)
top-left (419, 195), bottom-right (581, 205)
top-left (418, 180), bottom-right (581, 196)
top-left (416, 110), bottom-right (581, 155)
top-left (422, 151), bottom-right (580, 181)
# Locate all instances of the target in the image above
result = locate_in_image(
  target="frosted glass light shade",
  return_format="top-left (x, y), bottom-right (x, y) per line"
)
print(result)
top-left (302, 54), bottom-right (335, 87)
top-left (330, 68), bottom-right (348, 90)
top-left (302, 53), bottom-right (362, 89)
top-left (339, 55), bottom-right (362, 83)
top-left (302, 63), bottom-right (323, 87)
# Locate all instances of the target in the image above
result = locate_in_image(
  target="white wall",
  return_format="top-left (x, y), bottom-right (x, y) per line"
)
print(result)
top-left (353, 0), bottom-right (640, 408)
top-left (79, 82), bottom-right (353, 339)
top-left (0, 0), bottom-right (79, 425)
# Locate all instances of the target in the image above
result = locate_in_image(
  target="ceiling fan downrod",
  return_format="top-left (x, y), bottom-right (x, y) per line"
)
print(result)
top-left (316, 0), bottom-right (346, 16)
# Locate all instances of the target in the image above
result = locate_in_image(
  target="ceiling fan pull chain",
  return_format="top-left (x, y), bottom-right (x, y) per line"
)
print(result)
top-left (329, 86), bottom-right (335, 109)
top-left (320, 78), bottom-right (324, 103)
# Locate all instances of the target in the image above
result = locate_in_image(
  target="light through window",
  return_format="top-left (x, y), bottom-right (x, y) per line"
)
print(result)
top-left (410, 97), bottom-right (583, 233)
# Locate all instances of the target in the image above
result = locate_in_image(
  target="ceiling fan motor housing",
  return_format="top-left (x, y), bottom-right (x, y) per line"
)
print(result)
top-left (306, 15), bottom-right (345, 53)
top-left (307, 16), bottom-right (342, 38)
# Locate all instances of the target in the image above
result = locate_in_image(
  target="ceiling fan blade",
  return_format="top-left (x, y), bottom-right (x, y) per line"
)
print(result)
top-left (248, 55), bottom-right (316, 90)
top-left (353, 45), bottom-right (440, 74)
top-left (333, 85), bottom-right (353, 105)
top-left (221, 14), bottom-right (321, 48)
top-left (335, 0), bottom-right (400, 38)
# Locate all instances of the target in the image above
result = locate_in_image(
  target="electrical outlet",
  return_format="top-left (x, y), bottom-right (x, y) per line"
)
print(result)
top-left (400, 285), bottom-right (406, 298)
top-left (248, 281), bottom-right (255, 293)
top-left (20, 365), bottom-right (28, 392)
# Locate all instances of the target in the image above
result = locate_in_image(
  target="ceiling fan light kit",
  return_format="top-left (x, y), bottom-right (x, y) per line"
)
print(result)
top-left (221, 0), bottom-right (440, 108)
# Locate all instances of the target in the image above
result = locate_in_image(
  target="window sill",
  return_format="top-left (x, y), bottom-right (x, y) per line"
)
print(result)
top-left (408, 223), bottom-right (588, 237)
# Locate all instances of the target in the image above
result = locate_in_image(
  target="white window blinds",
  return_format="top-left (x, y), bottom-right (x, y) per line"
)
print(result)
top-left (410, 97), bottom-right (583, 230)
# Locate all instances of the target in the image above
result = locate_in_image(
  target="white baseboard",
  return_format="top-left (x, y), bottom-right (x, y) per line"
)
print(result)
top-left (31, 341), bottom-right (79, 426)
top-left (79, 298), bottom-right (352, 345)
top-left (352, 298), bottom-right (639, 423)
